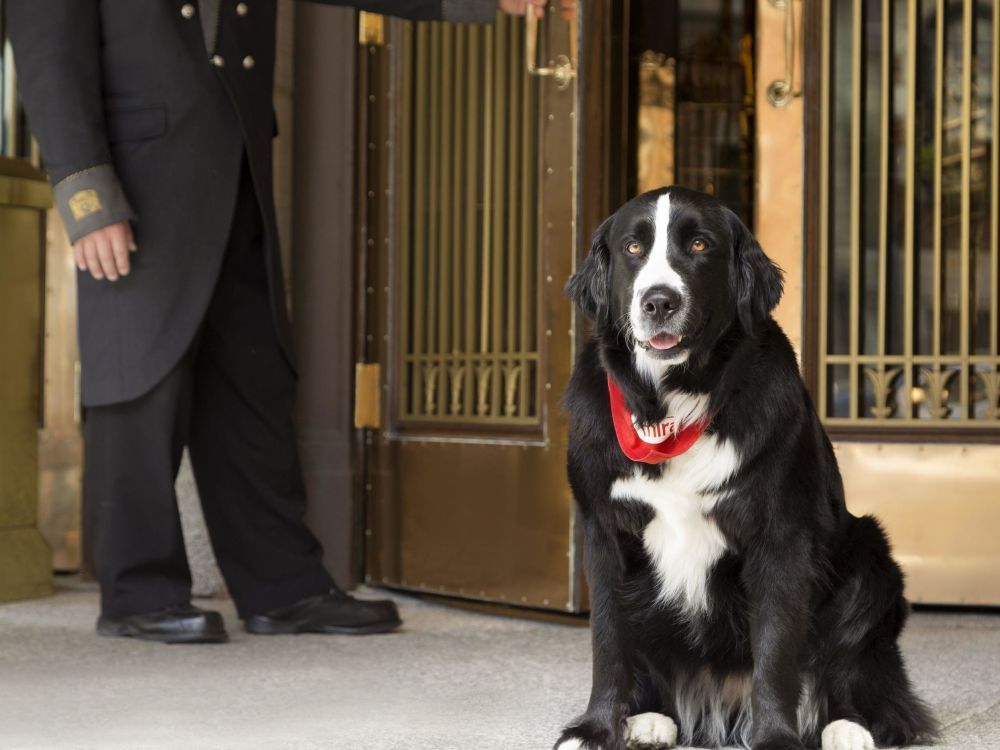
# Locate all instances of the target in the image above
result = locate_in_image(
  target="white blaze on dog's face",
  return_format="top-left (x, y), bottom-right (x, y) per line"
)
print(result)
top-left (627, 193), bottom-right (692, 375)
top-left (566, 186), bottom-right (783, 383)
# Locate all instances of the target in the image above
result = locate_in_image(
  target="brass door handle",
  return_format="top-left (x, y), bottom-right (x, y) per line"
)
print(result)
top-left (766, 0), bottom-right (801, 107)
top-left (526, 6), bottom-right (577, 89)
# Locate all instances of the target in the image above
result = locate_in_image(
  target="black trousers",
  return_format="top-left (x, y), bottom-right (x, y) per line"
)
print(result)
top-left (83, 162), bottom-right (333, 620)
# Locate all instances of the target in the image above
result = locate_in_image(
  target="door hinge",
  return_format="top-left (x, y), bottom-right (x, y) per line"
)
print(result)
top-left (354, 362), bottom-right (382, 429)
top-left (359, 12), bottom-right (385, 46)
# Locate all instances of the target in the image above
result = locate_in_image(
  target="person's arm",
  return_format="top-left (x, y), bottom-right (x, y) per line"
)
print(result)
top-left (6, 0), bottom-right (136, 280)
top-left (308, 0), bottom-right (544, 24)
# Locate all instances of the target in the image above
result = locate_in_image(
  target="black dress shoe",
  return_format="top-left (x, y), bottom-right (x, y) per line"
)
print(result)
top-left (244, 589), bottom-right (402, 635)
top-left (97, 604), bottom-right (228, 644)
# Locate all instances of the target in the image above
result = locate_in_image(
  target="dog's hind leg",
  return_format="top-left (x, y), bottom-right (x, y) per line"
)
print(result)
top-left (846, 632), bottom-right (936, 747)
top-left (813, 516), bottom-right (938, 748)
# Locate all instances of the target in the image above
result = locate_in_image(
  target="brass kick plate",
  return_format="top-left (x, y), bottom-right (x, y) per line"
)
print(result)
top-left (354, 363), bottom-right (382, 429)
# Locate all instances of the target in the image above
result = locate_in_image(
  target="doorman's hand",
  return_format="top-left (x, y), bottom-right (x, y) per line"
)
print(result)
top-left (73, 221), bottom-right (137, 281)
top-left (558, 0), bottom-right (577, 21)
top-left (497, 0), bottom-right (546, 17)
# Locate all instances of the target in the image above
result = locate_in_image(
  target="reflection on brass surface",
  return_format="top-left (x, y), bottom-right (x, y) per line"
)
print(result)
top-left (354, 363), bottom-right (382, 429)
top-left (837, 442), bottom-right (1000, 605)
top-left (358, 11), bottom-right (384, 45)
top-left (38, 430), bottom-right (82, 572)
top-left (637, 52), bottom-right (675, 194)
top-left (39, 207), bottom-right (83, 571)
top-left (369, 439), bottom-right (576, 607)
top-left (0, 158), bottom-right (53, 602)
top-left (365, 12), bottom-right (579, 611)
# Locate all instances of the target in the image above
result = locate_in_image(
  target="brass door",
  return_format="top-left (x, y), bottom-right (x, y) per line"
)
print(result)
top-left (358, 9), bottom-right (583, 611)
top-left (804, 0), bottom-right (1000, 605)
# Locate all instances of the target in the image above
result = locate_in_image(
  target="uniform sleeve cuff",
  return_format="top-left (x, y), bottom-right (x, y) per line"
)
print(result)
top-left (442, 0), bottom-right (495, 24)
top-left (53, 164), bottom-right (136, 244)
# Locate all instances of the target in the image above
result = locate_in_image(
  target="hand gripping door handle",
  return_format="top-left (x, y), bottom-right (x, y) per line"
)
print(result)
top-left (525, 4), bottom-right (577, 90)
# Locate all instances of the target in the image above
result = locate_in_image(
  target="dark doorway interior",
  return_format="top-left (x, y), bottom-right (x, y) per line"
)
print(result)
top-left (628, 0), bottom-right (756, 226)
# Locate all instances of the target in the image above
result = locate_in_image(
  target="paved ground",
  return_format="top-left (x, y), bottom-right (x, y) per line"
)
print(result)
top-left (0, 581), bottom-right (998, 750)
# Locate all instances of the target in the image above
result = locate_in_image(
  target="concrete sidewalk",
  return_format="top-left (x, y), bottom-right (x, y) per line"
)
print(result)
top-left (0, 582), bottom-right (998, 750)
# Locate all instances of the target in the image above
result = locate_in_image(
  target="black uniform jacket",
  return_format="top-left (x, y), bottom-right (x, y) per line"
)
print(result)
top-left (6, 0), bottom-right (493, 406)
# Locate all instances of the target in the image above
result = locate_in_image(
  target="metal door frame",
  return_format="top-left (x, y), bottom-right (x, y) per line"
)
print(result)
top-left (358, 9), bottom-right (588, 612)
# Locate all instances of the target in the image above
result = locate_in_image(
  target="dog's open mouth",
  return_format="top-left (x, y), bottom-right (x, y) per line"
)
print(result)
top-left (638, 332), bottom-right (686, 356)
top-left (648, 333), bottom-right (681, 351)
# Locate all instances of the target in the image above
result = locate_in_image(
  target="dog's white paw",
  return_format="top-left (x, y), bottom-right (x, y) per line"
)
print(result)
top-left (821, 719), bottom-right (875, 750)
top-left (625, 712), bottom-right (678, 748)
top-left (554, 739), bottom-right (586, 750)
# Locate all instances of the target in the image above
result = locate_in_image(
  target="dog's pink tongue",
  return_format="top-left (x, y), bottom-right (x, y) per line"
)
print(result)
top-left (649, 333), bottom-right (679, 350)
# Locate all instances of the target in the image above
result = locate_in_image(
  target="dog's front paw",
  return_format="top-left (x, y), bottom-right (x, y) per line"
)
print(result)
top-left (625, 712), bottom-right (677, 748)
top-left (821, 720), bottom-right (874, 750)
top-left (554, 718), bottom-right (618, 750)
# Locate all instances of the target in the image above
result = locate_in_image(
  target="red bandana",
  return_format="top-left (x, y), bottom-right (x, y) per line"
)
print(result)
top-left (607, 376), bottom-right (710, 464)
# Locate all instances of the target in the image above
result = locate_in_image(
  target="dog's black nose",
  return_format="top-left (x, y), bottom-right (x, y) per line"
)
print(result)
top-left (640, 286), bottom-right (682, 319)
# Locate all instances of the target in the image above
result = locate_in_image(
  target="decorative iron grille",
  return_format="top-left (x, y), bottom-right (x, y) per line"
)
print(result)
top-left (395, 15), bottom-right (541, 428)
top-left (819, 0), bottom-right (999, 429)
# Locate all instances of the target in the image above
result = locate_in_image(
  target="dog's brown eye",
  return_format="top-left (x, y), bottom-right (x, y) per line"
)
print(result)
top-left (626, 241), bottom-right (642, 255)
top-left (690, 238), bottom-right (707, 253)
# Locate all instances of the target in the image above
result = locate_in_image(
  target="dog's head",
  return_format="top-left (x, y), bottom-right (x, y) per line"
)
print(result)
top-left (567, 186), bottom-right (783, 371)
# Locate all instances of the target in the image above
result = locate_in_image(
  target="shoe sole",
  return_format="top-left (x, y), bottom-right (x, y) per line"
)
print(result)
top-left (97, 621), bottom-right (229, 644)
top-left (244, 618), bottom-right (403, 636)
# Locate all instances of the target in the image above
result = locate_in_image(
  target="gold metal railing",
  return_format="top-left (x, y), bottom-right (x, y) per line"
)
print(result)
top-left (818, 0), bottom-right (1000, 429)
top-left (396, 14), bottom-right (540, 428)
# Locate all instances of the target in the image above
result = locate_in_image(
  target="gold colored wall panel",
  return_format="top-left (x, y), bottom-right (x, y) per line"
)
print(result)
top-left (756, 0), bottom-right (803, 356)
top-left (837, 442), bottom-right (1000, 606)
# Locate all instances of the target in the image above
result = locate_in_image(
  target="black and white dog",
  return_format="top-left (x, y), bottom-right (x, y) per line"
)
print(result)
top-left (557, 187), bottom-right (936, 750)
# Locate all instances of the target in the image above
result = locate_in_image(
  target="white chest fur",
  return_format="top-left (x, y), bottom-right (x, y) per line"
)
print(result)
top-left (610, 433), bottom-right (740, 614)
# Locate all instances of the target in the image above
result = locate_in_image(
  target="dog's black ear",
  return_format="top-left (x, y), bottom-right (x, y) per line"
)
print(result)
top-left (566, 214), bottom-right (614, 323)
top-left (727, 208), bottom-right (783, 335)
